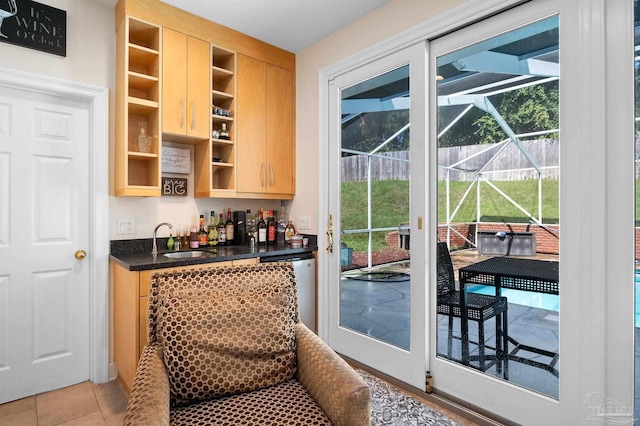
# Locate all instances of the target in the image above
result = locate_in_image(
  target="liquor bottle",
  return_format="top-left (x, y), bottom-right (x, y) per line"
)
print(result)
top-left (189, 225), bottom-right (199, 249)
top-left (217, 213), bottom-right (226, 246)
top-left (208, 211), bottom-right (218, 246)
top-left (267, 210), bottom-right (276, 245)
top-left (181, 228), bottom-right (189, 250)
top-left (219, 123), bottom-right (230, 140)
top-left (246, 210), bottom-right (256, 247)
top-left (176, 229), bottom-right (183, 249)
top-left (225, 208), bottom-right (235, 245)
top-left (285, 220), bottom-right (296, 244)
top-left (258, 210), bottom-right (267, 245)
top-left (198, 215), bottom-right (208, 247)
top-left (277, 201), bottom-right (287, 244)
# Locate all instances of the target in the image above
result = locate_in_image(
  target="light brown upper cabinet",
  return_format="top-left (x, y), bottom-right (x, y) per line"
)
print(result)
top-left (162, 28), bottom-right (210, 140)
top-left (115, 15), bottom-right (162, 196)
top-left (237, 54), bottom-right (295, 199)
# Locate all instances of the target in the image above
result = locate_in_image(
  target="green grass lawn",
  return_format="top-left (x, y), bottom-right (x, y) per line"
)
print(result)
top-left (341, 179), bottom-right (560, 251)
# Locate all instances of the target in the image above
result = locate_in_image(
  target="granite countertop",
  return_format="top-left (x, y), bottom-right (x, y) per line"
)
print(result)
top-left (110, 237), bottom-right (317, 271)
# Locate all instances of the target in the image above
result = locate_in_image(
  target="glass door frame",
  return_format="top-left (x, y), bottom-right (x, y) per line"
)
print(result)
top-left (322, 44), bottom-right (427, 390)
top-left (318, 0), bottom-right (635, 422)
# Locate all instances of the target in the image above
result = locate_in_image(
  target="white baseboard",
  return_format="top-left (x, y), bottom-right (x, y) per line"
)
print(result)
top-left (108, 362), bottom-right (118, 381)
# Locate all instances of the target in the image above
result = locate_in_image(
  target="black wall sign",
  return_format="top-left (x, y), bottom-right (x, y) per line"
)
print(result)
top-left (162, 177), bottom-right (188, 197)
top-left (0, 0), bottom-right (66, 57)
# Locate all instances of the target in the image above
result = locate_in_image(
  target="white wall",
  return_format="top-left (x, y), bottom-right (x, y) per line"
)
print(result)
top-left (0, 0), bottom-right (471, 241)
top-left (0, 0), bottom-right (114, 88)
top-left (293, 0), bottom-right (469, 235)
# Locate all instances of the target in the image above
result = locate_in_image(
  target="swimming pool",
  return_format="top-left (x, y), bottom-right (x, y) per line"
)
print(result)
top-left (472, 272), bottom-right (640, 326)
top-left (468, 284), bottom-right (559, 311)
top-left (636, 271), bottom-right (640, 327)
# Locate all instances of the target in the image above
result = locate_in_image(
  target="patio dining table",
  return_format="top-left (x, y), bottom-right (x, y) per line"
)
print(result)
top-left (458, 256), bottom-right (560, 377)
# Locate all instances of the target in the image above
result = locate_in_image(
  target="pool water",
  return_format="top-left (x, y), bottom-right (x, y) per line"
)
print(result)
top-left (468, 284), bottom-right (559, 311)
top-left (636, 271), bottom-right (640, 327)
top-left (472, 272), bottom-right (640, 326)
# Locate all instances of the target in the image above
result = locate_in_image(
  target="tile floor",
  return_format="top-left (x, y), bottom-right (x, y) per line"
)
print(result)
top-left (0, 380), bottom-right (127, 426)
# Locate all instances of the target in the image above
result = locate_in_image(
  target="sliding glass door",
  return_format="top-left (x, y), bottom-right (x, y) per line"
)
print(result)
top-left (319, 0), bottom-right (635, 423)
top-left (435, 13), bottom-right (560, 398)
top-left (326, 44), bottom-right (427, 389)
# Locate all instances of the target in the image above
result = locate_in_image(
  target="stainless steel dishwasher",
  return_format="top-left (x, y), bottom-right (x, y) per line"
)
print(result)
top-left (260, 253), bottom-right (316, 332)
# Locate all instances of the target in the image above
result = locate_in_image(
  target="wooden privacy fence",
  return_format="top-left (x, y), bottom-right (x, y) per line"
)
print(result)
top-left (341, 151), bottom-right (410, 182)
top-left (341, 139), bottom-right (560, 182)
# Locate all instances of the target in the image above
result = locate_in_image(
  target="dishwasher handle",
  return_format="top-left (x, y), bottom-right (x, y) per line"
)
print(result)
top-left (260, 253), bottom-right (314, 263)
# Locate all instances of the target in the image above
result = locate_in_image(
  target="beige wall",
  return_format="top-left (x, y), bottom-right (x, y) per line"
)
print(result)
top-left (292, 0), bottom-right (468, 235)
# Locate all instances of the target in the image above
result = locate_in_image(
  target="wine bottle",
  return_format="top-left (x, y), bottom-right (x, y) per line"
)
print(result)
top-left (258, 210), bottom-right (267, 245)
top-left (267, 210), bottom-right (276, 245)
top-left (198, 215), bottom-right (208, 247)
top-left (217, 213), bottom-right (226, 246)
top-left (208, 211), bottom-right (218, 246)
top-left (225, 208), bottom-right (235, 245)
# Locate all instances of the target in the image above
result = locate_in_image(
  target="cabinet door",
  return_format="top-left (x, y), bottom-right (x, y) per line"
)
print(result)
top-left (186, 37), bottom-right (210, 139)
top-left (267, 64), bottom-right (294, 194)
top-left (162, 28), bottom-right (187, 135)
top-left (237, 54), bottom-right (267, 193)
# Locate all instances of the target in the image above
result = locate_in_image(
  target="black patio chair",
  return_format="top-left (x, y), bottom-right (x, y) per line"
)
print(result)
top-left (436, 242), bottom-right (509, 379)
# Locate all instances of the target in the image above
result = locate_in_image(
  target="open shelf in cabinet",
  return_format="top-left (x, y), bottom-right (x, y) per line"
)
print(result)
top-left (115, 15), bottom-right (162, 196)
top-left (197, 44), bottom-right (236, 197)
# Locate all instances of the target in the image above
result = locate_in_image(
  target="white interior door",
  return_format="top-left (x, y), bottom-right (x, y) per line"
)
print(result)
top-left (0, 85), bottom-right (91, 404)
top-left (325, 44), bottom-right (427, 389)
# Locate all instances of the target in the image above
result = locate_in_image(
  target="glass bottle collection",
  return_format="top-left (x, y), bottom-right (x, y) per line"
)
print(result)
top-left (164, 206), bottom-right (299, 251)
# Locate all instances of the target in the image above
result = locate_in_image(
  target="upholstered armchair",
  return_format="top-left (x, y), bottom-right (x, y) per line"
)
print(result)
top-left (123, 263), bottom-right (370, 426)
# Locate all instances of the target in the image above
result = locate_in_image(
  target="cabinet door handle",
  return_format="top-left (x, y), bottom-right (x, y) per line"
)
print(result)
top-left (180, 99), bottom-right (184, 128)
top-left (269, 164), bottom-right (274, 187)
top-left (191, 101), bottom-right (195, 130)
top-left (261, 163), bottom-right (266, 187)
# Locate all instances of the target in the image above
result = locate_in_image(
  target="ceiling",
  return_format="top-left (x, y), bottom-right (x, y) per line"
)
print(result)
top-left (158, 0), bottom-right (391, 53)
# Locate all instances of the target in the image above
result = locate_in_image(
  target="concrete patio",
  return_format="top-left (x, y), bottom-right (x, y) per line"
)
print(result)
top-left (339, 250), bottom-right (560, 398)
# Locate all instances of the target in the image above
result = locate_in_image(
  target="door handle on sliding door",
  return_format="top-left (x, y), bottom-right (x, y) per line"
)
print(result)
top-left (326, 214), bottom-right (334, 252)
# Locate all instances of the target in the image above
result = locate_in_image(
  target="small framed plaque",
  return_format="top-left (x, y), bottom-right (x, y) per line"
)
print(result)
top-left (162, 147), bottom-right (190, 174)
top-left (162, 177), bottom-right (187, 196)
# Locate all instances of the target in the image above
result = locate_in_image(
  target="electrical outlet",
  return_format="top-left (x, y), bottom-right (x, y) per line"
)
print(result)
top-left (117, 218), bottom-right (135, 234)
top-left (298, 216), bottom-right (311, 230)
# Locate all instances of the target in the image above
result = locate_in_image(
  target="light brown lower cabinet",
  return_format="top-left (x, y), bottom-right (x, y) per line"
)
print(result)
top-left (112, 259), bottom-right (257, 394)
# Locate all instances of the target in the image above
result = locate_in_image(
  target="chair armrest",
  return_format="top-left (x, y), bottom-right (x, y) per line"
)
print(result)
top-left (123, 344), bottom-right (170, 426)
top-left (295, 323), bottom-right (370, 426)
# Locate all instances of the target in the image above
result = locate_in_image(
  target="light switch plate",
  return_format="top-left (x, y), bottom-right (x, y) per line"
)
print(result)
top-left (117, 218), bottom-right (135, 234)
top-left (298, 216), bottom-right (311, 230)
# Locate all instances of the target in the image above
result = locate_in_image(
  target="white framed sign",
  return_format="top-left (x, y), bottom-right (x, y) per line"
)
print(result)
top-left (162, 146), bottom-right (190, 174)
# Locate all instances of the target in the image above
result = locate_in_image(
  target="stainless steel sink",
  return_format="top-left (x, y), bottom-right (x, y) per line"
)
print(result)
top-left (163, 251), bottom-right (212, 259)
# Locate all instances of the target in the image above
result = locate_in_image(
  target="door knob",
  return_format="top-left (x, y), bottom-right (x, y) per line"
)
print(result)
top-left (75, 250), bottom-right (87, 260)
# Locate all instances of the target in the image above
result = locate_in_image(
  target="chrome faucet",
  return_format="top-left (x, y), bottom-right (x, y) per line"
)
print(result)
top-left (152, 222), bottom-right (173, 255)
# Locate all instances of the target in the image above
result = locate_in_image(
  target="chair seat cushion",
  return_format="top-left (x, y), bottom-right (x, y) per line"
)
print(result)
top-left (169, 379), bottom-right (332, 425)
top-left (157, 269), bottom-right (297, 403)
